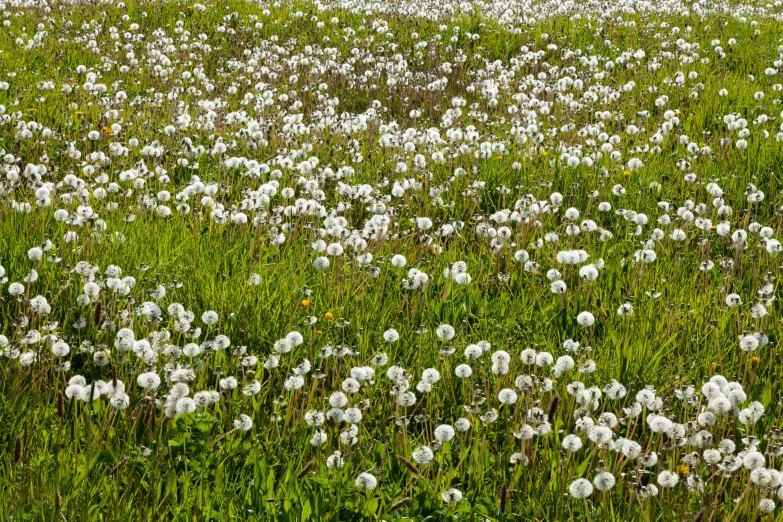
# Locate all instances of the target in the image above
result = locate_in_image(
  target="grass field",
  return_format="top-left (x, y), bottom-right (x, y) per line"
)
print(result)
top-left (2, 0), bottom-right (783, 519)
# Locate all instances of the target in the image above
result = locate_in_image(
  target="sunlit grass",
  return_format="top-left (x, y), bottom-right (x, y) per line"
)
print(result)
top-left (1, 0), bottom-right (783, 520)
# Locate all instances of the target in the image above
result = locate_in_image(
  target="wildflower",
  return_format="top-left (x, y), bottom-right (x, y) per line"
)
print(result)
top-left (576, 312), bottom-right (595, 327)
top-left (593, 472), bottom-right (616, 491)
top-left (563, 434), bottom-right (583, 452)
top-left (498, 388), bottom-right (518, 405)
top-left (464, 344), bottom-right (483, 361)
top-left (759, 499), bottom-right (775, 514)
top-left (441, 488), bottom-right (462, 504)
top-left (455, 418), bottom-right (471, 432)
top-left (454, 273), bottom-right (472, 285)
top-left (201, 311), bottom-right (219, 325)
top-left (436, 324), bottom-right (455, 341)
top-left (233, 414), bottom-right (253, 431)
top-left (636, 389), bottom-right (656, 406)
top-left (568, 478), bottom-right (593, 498)
top-left (137, 372), bottom-right (161, 390)
top-left (344, 408), bottom-right (363, 424)
top-left (383, 329), bottom-right (400, 343)
top-left (453, 364), bottom-right (472, 379)
top-left (739, 335), bottom-right (759, 351)
top-left (355, 472), bottom-right (377, 490)
top-left (536, 352), bottom-right (554, 367)
top-left (326, 451), bottom-right (345, 469)
top-left (412, 446), bottom-right (434, 465)
top-left (27, 247), bottom-right (43, 261)
top-left (520, 349), bottom-right (537, 364)
top-left (657, 471), bottom-right (679, 488)
top-left (434, 424), bottom-right (455, 442)
top-left (51, 341), bottom-right (70, 357)
top-left (391, 255), bottom-right (407, 267)
top-left (284, 375), bottom-right (305, 390)
top-left (175, 398), bottom-right (197, 416)
top-left (725, 294), bottom-right (742, 307)
top-left (743, 451), bottom-right (765, 470)
top-left (219, 377), bottom-right (238, 390)
top-left (480, 409), bottom-right (499, 423)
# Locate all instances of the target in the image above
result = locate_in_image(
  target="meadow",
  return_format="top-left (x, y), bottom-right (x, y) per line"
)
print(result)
top-left (2, 0), bottom-right (783, 519)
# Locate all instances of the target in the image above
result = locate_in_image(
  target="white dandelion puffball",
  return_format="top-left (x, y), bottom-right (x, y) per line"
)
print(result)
top-left (454, 273), bottom-right (472, 286)
top-left (355, 472), bottom-right (377, 490)
top-left (383, 328), bottom-right (400, 343)
top-left (441, 488), bottom-right (462, 504)
top-left (593, 472), bottom-right (616, 492)
top-left (725, 293), bottom-right (742, 307)
top-left (498, 388), bottom-right (518, 405)
top-left (137, 372), bottom-right (161, 389)
top-left (412, 445), bottom-right (434, 465)
top-left (576, 311), bottom-right (595, 327)
top-left (202, 310), bottom-right (219, 325)
top-left (390, 254), bottom-right (407, 267)
top-left (569, 478), bottom-right (593, 499)
top-left (313, 256), bottom-right (330, 269)
top-left (657, 471), bottom-right (679, 488)
top-left (233, 414), bottom-right (253, 431)
top-left (434, 424), bottom-right (455, 442)
top-left (436, 324), bottom-right (455, 341)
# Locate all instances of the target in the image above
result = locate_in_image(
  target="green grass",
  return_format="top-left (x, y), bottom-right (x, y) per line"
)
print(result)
top-left (2, 0), bottom-right (783, 520)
